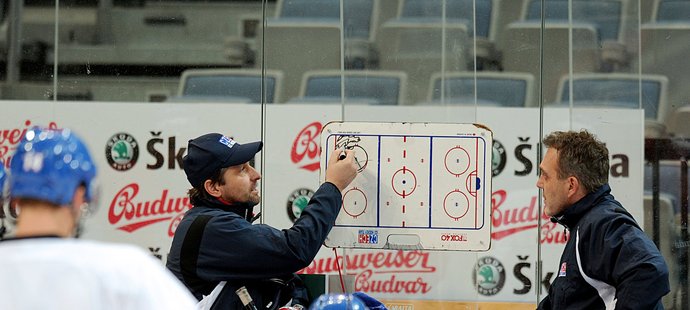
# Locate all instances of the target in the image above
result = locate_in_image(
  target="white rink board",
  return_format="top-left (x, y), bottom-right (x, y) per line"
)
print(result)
top-left (320, 122), bottom-right (493, 251)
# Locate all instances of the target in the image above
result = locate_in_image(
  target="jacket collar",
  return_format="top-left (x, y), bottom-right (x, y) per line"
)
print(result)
top-left (191, 195), bottom-right (256, 220)
top-left (552, 183), bottom-right (611, 229)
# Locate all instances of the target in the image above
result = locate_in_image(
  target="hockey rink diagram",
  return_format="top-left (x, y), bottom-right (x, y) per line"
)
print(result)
top-left (320, 122), bottom-right (492, 251)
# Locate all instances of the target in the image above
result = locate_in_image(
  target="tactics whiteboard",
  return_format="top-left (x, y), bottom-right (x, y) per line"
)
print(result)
top-left (320, 122), bottom-right (493, 251)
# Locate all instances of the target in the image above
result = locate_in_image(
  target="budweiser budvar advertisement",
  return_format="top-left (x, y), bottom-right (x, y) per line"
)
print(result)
top-left (0, 102), bottom-right (642, 309)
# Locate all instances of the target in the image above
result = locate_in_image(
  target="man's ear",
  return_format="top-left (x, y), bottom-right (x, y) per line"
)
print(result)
top-left (203, 180), bottom-right (222, 198)
top-left (71, 186), bottom-right (87, 214)
top-left (567, 176), bottom-right (584, 200)
top-left (72, 186), bottom-right (85, 206)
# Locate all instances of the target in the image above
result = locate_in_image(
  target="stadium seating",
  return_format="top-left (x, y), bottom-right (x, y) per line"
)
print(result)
top-left (520, 0), bottom-right (635, 55)
top-left (644, 159), bottom-right (690, 222)
top-left (424, 71), bottom-right (535, 106)
top-left (0, 3), bottom-right (98, 66)
top-left (502, 0), bottom-right (631, 104)
top-left (259, 0), bottom-right (395, 103)
top-left (640, 0), bottom-right (660, 23)
top-left (643, 158), bottom-right (690, 309)
top-left (641, 0), bottom-right (690, 134)
top-left (553, 73), bottom-right (669, 137)
top-left (289, 70), bottom-right (407, 105)
top-left (528, 0), bottom-right (623, 42)
top-left (493, 0), bottom-right (529, 52)
top-left (376, 0), bottom-right (498, 104)
top-left (655, 0), bottom-right (690, 22)
top-left (395, 0), bottom-right (493, 38)
top-left (0, 77), bottom-right (179, 102)
top-left (45, 2), bottom-right (267, 67)
top-left (169, 69), bottom-right (283, 104)
top-left (643, 191), bottom-right (680, 310)
top-left (668, 106), bottom-right (690, 139)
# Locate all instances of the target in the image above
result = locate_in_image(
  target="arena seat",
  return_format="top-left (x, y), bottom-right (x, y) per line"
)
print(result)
top-left (502, 2), bottom-right (605, 104)
top-left (259, 21), bottom-right (341, 103)
top-left (644, 156), bottom-right (690, 309)
top-left (397, 0), bottom-right (493, 38)
top-left (22, 6), bottom-right (97, 45)
top-left (493, 0), bottom-right (530, 52)
top-left (46, 2), bottom-right (268, 67)
top-left (655, 0), bottom-right (690, 22)
top-left (276, 0), bottom-right (371, 38)
top-left (502, 0), bottom-right (631, 103)
top-left (377, 21), bottom-right (471, 105)
top-left (643, 158), bottom-right (690, 310)
top-left (643, 191), bottom-right (680, 310)
top-left (2, 5), bottom-right (97, 66)
top-left (639, 0), bottom-right (659, 23)
top-left (522, 0), bottom-right (623, 41)
top-left (554, 73), bottom-right (669, 137)
top-left (288, 70), bottom-right (407, 105)
top-left (640, 0), bottom-right (690, 125)
top-left (424, 71), bottom-right (535, 107)
top-left (170, 69), bottom-right (283, 104)
top-left (376, 0), bottom-right (497, 104)
top-left (522, 0), bottom-right (631, 45)
top-left (259, 0), bottom-right (386, 103)
top-left (402, 0), bottom-right (499, 66)
top-left (644, 159), bottom-right (690, 216)
top-left (274, 0), bottom-right (399, 45)
top-left (668, 106), bottom-right (690, 139)
top-left (503, 24), bottom-right (599, 104)
top-left (0, 76), bottom-right (179, 102)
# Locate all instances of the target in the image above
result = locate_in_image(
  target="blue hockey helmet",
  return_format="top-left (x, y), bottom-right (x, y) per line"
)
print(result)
top-left (9, 127), bottom-right (97, 206)
top-left (309, 294), bottom-right (369, 310)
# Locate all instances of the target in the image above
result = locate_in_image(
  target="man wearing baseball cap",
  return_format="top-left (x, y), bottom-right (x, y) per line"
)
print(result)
top-left (167, 133), bottom-right (358, 309)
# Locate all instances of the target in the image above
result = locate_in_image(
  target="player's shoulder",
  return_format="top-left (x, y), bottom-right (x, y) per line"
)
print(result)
top-left (41, 239), bottom-right (159, 270)
top-left (74, 241), bottom-right (183, 285)
top-left (581, 199), bottom-right (638, 233)
top-left (84, 240), bottom-right (158, 262)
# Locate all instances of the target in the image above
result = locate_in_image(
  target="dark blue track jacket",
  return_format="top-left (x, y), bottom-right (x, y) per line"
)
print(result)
top-left (538, 184), bottom-right (670, 310)
top-left (167, 182), bottom-right (342, 309)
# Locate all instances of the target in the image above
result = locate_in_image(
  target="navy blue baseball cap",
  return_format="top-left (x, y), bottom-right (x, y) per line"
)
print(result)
top-left (183, 133), bottom-right (262, 188)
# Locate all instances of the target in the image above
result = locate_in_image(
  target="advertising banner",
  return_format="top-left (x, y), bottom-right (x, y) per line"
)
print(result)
top-left (0, 102), bottom-right (643, 308)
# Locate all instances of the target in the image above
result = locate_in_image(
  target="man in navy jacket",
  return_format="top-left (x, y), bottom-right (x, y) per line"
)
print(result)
top-left (167, 133), bottom-right (357, 309)
top-left (537, 130), bottom-right (669, 309)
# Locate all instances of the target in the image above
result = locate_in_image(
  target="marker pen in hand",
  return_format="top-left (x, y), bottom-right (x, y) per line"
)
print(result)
top-left (338, 146), bottom-right (347, 160)
top-left (236, 286), bottom-right (259, 310)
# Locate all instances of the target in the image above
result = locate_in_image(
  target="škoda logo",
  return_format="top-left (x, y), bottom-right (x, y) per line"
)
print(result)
top-left (105, 132), bottom-right (139, 171)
